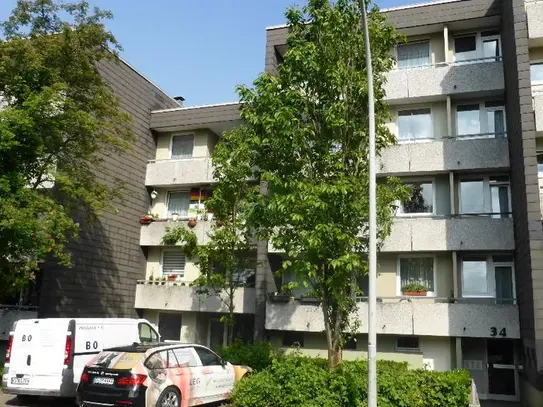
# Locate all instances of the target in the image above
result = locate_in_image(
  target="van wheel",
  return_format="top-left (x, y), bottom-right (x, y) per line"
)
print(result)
top-left (16, 394), bottom-right (39, 404)
top-left (156, 387), bottom-right (180, 407)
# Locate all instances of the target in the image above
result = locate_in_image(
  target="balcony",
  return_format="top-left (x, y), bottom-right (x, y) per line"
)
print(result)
top-left (140, 219), bottom-right (213, 246)
top-left (534, 92), bottom-right (543, 133)
top-left (145, 158), bottom-right (214, 187)
top-left (134, 281), bottom-right (255, 314)
top-left (265, 299), bottom-right (519, 338)
top-left (381, 216), bottom-right (514, 252)
top-left (527, 0), bottom-right (543, 45)
top-left (378, 137), bottom-right (510, 176)
top-left (385, 61), bottom-right (504, 104)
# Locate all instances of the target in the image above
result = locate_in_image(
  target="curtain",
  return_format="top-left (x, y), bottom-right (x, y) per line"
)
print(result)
top-left (400, 258), bottom-right (434, 291)
top-left (168, 192), bottom-right (190, 217)
top-left (172, 135), bottom-right (194, 159)
top-left (397, 42), bottom-right (430, 69)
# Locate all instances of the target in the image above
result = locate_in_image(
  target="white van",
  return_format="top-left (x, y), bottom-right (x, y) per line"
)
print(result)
top-left (2, 318), bottom-right (160, 401)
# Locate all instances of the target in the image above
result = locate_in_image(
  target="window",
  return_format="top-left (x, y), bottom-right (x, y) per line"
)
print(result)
top-left (194, 347), bottom-right (222, 366)
top-left (283, 331), bottom-right (304, 347)
top-left (397, 109), bottom-right (432, 141)
top-left (159, 313), bottom-right (182, 341)
top-left (139, 323), bottom-right (159, 343)
top-left (396, 336), bottom-right (420, 351)
top-left (171, 135), bottom-right (194, 159)
top-left (145, 352), bottom-right (167, 370)
top-left (398, 182), bottom-right (434, 215)
top-left (171, 348), bottom-right (198, 368)
top-left (344, 336), bottom-right (357, 350)
top-left (531, 63), bottom-right (543, 84)
top-left (537, 153), bottom-right (543, 177)
top-left (459, 176), bottom-right (510, 218)
top-left (162, 251), bottom-right (186, 276)
top-left (167, 191), bottom-right (189, 218)
top-left (453, 31), bottom-right (501, 63)
top-left (399, 257), bottom-right (435, 295)
top-left (456, 102), bottom-right (505, 138)
top-left (397, 41), bottom-right (430, 69)
top-left (461, 255), bottom-right (514, 300)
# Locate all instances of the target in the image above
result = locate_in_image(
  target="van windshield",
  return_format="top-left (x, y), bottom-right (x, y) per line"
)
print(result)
top-left (89, 351), bottom-right (145, 370)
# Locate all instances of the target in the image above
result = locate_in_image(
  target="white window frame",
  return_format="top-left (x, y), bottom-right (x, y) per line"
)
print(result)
top-left (460, 254), bottom-right (515, 299)
top-left (160, 249), bottom-right (186, 277)
top-left (396, 254), bottom-right (437, 297)
top-left (165, 190), bottom-right (191, 219)
top-left (531, 60), bottom-right (543, 94)
top-left (396, 178), bottom-right (436, 217)
top-left (395, 335), bottom-right (420, 352)
top-left (452, 31), bottom-right (502, 64)
top-left (395, 40), bottom-right (433, 70)
top-left (458, 175), bottom-right (511, 218)
top-left (454, 101), bottom-right (506, 139)
top-left (169, 133), bottom-right (195, 160)
top-left (396, 107), bottom-right (434, 143)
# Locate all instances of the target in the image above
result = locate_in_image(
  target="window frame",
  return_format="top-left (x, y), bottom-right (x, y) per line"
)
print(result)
top-left (457, 175), bottom-right (511, 217)
top-left (193, 345), bottom-right (223, 367)
top-left (138, 322), bottom-right (160, 344)
top-left (460, 254), bottom-right (516, 300)
top-left (165, 190), bottom-right (191, 219)
top-left (169, 133), bottom-right (195, 160)
top-left (454, 101), bottom-right (506, 139)
top-left (530, 60), bottom-right (543, 87)
top-left (396, 107), bottom-right (434, 143)
top-left (396, 178), bottom-right (436, 217)
top-left (396, 254), bottom-right (437, 297)
top-left (395, 40), bottom-right (433, 70)
top-left (395, 336), bottom-right (420, 352)
top-left (452, 31), bottom-right (502, 64)
top-left (161, 249), bottom-right (186, 277)
top-left (170, 346), bottom-right (199, 368)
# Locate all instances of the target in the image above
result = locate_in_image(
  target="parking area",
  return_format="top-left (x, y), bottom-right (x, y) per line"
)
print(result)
top-left (0, 394), bottom-right (75, 406)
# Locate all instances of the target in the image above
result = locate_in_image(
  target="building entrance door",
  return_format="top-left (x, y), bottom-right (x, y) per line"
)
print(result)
top-left (487, 339), bottom-right (517, 400)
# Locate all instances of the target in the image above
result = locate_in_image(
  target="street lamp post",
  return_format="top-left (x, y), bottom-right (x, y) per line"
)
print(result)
top-left (359, 1), bottom-right (377, 407)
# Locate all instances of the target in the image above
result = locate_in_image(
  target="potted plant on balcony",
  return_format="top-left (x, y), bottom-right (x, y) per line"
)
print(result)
top-left (139, 214), bottom-right (154, 225)
top-left (167, 274), bottom-right (177, 282)
top-left (401, 283), bottom-right (428, 297)
top-left (171, 212), bottom-right (179, 221)
top-left (187, 218), bottom-right (197, 228)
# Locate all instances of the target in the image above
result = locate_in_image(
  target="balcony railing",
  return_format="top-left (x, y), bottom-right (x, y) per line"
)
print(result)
top-left (265, 297), bottom-right (519, 338)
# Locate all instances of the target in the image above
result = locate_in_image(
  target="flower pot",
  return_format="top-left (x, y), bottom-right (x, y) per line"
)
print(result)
top-left (215, 220), bottom-right (224, 227)
top-left (139, 215), bottom-right (153, 225)
top-left (172, 213), bottom-right (179, 221)
top-left (402, 291), bottom-right (427, 297)
top-left (188, 219), bottom-right (197, 228)
top-left (167, 275), bottom-right (177, 281)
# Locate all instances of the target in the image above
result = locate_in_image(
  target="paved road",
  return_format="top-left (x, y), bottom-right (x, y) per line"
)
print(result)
top-left (0, 394), bottom-right (75, 406)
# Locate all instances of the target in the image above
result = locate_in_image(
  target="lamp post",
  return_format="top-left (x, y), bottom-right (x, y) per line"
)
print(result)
top-left (359, 1), bottom-right (377, 406)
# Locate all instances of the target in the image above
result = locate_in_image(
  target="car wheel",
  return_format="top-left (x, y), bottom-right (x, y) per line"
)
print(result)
top-left (156, 387), bottom-right (181, 407)
top-left (16, 394), bottom-right (39, 404)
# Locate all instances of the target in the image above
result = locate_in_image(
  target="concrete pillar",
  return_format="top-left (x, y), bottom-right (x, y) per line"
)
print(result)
top-left (444, 25), bottom-right (449, 64)
top-left (446, 95), bottom-right (453, 138)
top-left (452, 251), bottom-right (459, 299)
top-left (449, 171), bottom-right (455, 215)
top-left (180, 313), bottom-right (197, 343)
top-left (456, 337), bottom-right (463, 370)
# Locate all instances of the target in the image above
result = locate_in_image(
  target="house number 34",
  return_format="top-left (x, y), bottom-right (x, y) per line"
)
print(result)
top-left (490, 327), bottom-right (507, 337)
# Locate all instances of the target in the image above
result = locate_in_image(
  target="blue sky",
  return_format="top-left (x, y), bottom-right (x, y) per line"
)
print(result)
top-left (0, 1), bottom-right (414, 106)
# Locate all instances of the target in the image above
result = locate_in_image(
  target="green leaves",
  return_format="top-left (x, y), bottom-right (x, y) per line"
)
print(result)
top-left (0, 1), bottom-right (132, 295)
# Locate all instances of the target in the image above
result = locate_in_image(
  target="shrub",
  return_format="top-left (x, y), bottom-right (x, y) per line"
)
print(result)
top-left (230, 355), bottom-right (471, 407)
top-left (217, 339), bottom-right (282, 372)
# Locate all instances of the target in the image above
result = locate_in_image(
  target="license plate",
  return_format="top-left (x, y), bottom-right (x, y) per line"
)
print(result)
top-left (92, 377), bottom-right (114, 385)
top-left (11, 377), bottom-right (29, 385)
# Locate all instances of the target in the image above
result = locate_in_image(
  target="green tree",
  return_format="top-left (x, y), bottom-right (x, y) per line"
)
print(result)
top-left (163, 127), bottom-right (259, 345)
top-left (220, 0), bottom-right (409, 368)
top-left (0, 0), bottom-right (132, 297)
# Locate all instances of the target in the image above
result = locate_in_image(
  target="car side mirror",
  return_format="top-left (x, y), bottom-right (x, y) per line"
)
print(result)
top-left (220, 358), bottom-right (227, 367)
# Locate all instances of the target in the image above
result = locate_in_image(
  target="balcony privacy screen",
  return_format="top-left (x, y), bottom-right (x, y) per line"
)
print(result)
top-left (400, 257), bottom-right (434, 291)
top-left (162, 251), bottom-right (186, 276)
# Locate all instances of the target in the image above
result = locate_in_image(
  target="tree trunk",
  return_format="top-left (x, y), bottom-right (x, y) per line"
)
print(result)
top-left (254, 180), bottom-right (269, 342)
top-left (322, 297), bottom-right (343, 370)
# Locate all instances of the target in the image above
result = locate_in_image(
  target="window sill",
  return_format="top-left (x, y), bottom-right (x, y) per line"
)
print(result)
top-left (396, 213), bottom-right (435, 218)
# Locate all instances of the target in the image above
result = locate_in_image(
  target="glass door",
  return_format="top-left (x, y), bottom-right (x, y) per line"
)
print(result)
top-left (487, 339), bottom-right (517, 400)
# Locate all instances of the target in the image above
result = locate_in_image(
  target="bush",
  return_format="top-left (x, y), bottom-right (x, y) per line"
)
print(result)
top-left (217, 339), bottom-right (283, 372)
top-left (231, 355), bottom-right (471, 407)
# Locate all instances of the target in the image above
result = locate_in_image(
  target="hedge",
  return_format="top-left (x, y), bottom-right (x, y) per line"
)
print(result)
top-left (230, 354), bottom-right (471, 407)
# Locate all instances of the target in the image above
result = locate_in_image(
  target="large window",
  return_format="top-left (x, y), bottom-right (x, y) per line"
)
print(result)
top-left (459, 176), bottom-right (510, 218)
top-left (456, 102), bottom-right (505, 138)
top-left (397, 41), bottom-right (430, 69)
top-left (167, 191), bottom-right (190, 218)
top-left (398, 257), bottom-right (435, 295)
top-left (162, 250), bottom-right (186, 276)
top-left (461, 255), bottom-right (514, 301)
top-left (531, 63), bottom-right (543, 85)
top-left (397, 109), bottom-right (432, 141)
top-left (398, 181), bottom-right (434, 215)
top-left (453, 31), bottom-right (501, 63)
top-left (396, 336), bottom-right (420, 351)
top-left (171, 134), bottom-right (194, 159)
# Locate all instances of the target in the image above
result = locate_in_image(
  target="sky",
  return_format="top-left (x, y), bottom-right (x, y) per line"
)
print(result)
top-left (0, 0), bottom-right (415, 107)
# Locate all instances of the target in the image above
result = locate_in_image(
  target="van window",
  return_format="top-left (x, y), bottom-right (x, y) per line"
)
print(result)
top-left (195, 347), bottom-right (221, 366)
top-left (139, 323), bottom-right (159, 343)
